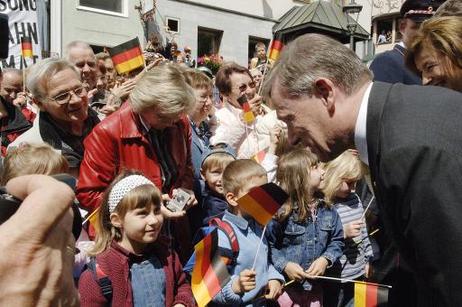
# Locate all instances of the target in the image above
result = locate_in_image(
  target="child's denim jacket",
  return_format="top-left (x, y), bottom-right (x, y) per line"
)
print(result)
top-left (267, 201), bottom-right (344, 290)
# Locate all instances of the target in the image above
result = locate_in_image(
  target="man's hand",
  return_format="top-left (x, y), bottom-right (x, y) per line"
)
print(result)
top-left (343, 220), bottom-right (363, 239)
top-left (111, 79), bottom-right (136, 101)
top-left (12, 92), bottom-right (28, 108)
top-left (265, 279), bottom-right (282, 300)
top-left (0, 175), bottom-right (78, 306)
top-left (306, 257), bottom-right (329, 278)
top-left (284, 261), bottom-right (310, 282)
top-left (248, 94), bottom-right (263, 115)
top-left (232, 269), bottom-right (256, 294)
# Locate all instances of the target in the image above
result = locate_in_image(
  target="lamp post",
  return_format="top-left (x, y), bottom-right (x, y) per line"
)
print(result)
top-left (343, 0), bottom-right (363, 51)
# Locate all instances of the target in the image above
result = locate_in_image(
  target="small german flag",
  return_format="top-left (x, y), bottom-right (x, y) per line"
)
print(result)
top-left (354, 282), bottom-right (389, 307)
top-left (191, 228), bottom-right (231, 307)
top-left (83, 207), bottom-right (100, 234)
top-left (237, 182), bottom-right (288, 226)
top-left (268, 32), bottom-right (283, 62)
top-left (21, 37), bottom-right (33, 58)
top-left (253, 149), bottom-right (267, 164)
top-left (108, 37), bottom-right (144, 75)
top-left (237, 95), bottom-right (255, 124)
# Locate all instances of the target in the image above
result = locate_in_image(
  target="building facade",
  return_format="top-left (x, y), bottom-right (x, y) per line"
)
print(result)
top-left (50, 0), bottom-right (373, 66)
top-left (371, 0), bottom-right (404, 54)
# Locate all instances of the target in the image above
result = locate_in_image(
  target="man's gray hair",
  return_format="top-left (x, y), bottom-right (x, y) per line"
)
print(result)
top-left (27, 58), bottom-right (80, 101)
top-left (64, 40), bottom-right (94, 60)
top-left (129, 64), bottom-right (196, 116)
top-left (263, 34), bottom-right (372, 98)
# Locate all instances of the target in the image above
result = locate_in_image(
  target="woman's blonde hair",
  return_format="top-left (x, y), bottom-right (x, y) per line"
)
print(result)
top-left (90, 170), bottom-right (162, 255)
top-left (275, 148), bottom-right (319, 222)
top-left (321, 150), bottom-right (364, 205)
top-left (1, 143), bottom-right (69, 184)
top-left (183, 69), bottom-right (213, 90)
top-left (406, 16), bottom-right (462, 77)
top-left (129, 63), bottom-right (195, 116)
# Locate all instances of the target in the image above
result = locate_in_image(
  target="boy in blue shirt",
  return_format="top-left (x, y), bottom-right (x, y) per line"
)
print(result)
top-left (212, 159), bottom-right (284, 306)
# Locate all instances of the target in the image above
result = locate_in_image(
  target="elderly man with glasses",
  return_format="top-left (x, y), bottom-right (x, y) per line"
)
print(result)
top-left (9, 58), bottom-right (100, 177)
top-left (210, 62), bottom-right (281, 158)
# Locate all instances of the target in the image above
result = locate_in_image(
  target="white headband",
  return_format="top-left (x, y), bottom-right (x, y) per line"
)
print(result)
top-left (108, 175), bottom-right (154, 213)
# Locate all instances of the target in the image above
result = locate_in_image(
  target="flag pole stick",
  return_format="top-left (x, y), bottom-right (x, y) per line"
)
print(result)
top-left (360, 196), bottom-right (375, 221)
top-left (82, 207), bottom-right (100, 225)
top-left (22, 58), bottom-right (26, 92)
top-left (251, 224), bottom-right (267, 270)
top-left (305, 275), bottom-right (392, 288)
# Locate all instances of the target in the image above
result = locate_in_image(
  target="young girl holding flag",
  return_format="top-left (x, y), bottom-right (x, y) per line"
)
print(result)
top-left (78, 171), bottom-right (194, 307)
top-left (321, 150), bottom-right (374, 307)
top-left (267, 148), bottom-right (344, 306)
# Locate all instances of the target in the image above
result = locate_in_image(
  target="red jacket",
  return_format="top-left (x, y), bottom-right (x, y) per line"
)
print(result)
top-left (78, 240), bottom-right (196, 307)
top-left (76, 101), bottom-right (194, 212)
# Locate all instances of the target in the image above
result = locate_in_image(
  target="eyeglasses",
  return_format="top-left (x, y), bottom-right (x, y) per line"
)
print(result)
top-left (236, 81), bottom-right (256, 92)
top-left (49, 86), bottom-right (86, 105)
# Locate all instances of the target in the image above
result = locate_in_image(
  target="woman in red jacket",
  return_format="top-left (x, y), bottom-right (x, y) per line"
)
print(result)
top-left (79, 171), bottom-right (196, 307)
top-left (77, 64), bottom-right (197, 262)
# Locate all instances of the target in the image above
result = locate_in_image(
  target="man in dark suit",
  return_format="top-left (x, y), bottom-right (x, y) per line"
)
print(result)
top-left (369, 0), bottom-right (444, 85)
top-left (264, 33), bottom-right (462, 306)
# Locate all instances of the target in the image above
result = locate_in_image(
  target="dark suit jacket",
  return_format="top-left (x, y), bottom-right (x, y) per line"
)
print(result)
top-left (369, 44), bottom-right (421, 85)
top-left (366, 82), bottom-right (462, 306)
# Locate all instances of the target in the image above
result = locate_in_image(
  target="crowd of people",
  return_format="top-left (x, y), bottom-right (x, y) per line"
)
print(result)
top-left (1, 0), bottom-right (462, 306)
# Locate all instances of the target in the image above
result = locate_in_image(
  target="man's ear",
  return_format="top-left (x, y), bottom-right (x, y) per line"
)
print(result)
top-left (32, 98), bottom-right (46, 111)
top-left (110, 212), bottom-right (123, 229)
top-left (225, 191), bottom-right (238, 208)
top-left (314, 78), bottom-right (335, 115)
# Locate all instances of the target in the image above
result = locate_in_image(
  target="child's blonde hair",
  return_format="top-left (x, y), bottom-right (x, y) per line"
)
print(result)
top-left (222, 159), bottom-right (267, 195)
top-left (201, 152), bottom-right (235, 174)
top-left (1, 143), bottom-right (69, 184)
top-left (275, 148), bottom-right (320, 222)
top-left (90, 170), bottom-right (162, 255)
top-left (322, 150), bottom-right (364, 205)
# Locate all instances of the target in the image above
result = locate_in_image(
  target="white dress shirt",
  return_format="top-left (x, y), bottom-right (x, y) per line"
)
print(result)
top-left (354, 82), bottom-right (373, 166)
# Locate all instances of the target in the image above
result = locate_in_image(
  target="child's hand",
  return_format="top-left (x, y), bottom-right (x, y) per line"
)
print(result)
top-left (232, 269), bottom-right (256, 294)
top-left (283, 261), bottom-right (310, 281)
top-left (264, 279), bottom-right (283, 300)
top-left (305, 257), bottom-right (329, 278)
top-left (269, 125), bottom-right (283, 154)
top-left (343, 220), bottom-right (363, 239)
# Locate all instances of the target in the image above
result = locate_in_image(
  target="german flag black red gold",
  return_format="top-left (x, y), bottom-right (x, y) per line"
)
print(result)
top-left (191, 229), bottom-right (231, 307)
top-left (269, 32), bottom-right (283, 62)
top-left (21, 37), bottom-right (33, 58)
top-left (354, 282), bottom-right (389, 307)
top-left (237, 183), bottom-right (288, 226)
top-left (108, 37), bottom-right (144, 74)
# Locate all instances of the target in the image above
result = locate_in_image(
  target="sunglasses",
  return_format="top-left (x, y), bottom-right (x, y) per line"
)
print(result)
top-left (236, 81), bottom-right (256, 92)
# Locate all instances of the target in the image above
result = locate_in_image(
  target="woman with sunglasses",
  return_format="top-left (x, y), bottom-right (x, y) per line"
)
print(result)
top-left (210, 62), bottom-right (279, 159)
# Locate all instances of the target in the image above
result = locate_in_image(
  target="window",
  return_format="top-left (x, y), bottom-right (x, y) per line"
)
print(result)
top-left (78, 0), bottom-right (126, 16)
top-left (166, 18), bottom-right (180, 33)
top-left (248, 36), bottom-right (270, 62)
top-left (376, 19), bottom-right (393, 44)
top-left (197, 27), bottom-right (223, 57)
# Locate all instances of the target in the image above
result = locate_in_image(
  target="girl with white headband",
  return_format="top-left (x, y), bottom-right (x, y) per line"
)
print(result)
top-left (78, 170), bottom-right (195, 307)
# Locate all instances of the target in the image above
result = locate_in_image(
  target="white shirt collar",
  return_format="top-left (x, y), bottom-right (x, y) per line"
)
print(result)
top-left (354, 82), bottom-right (373, 166)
